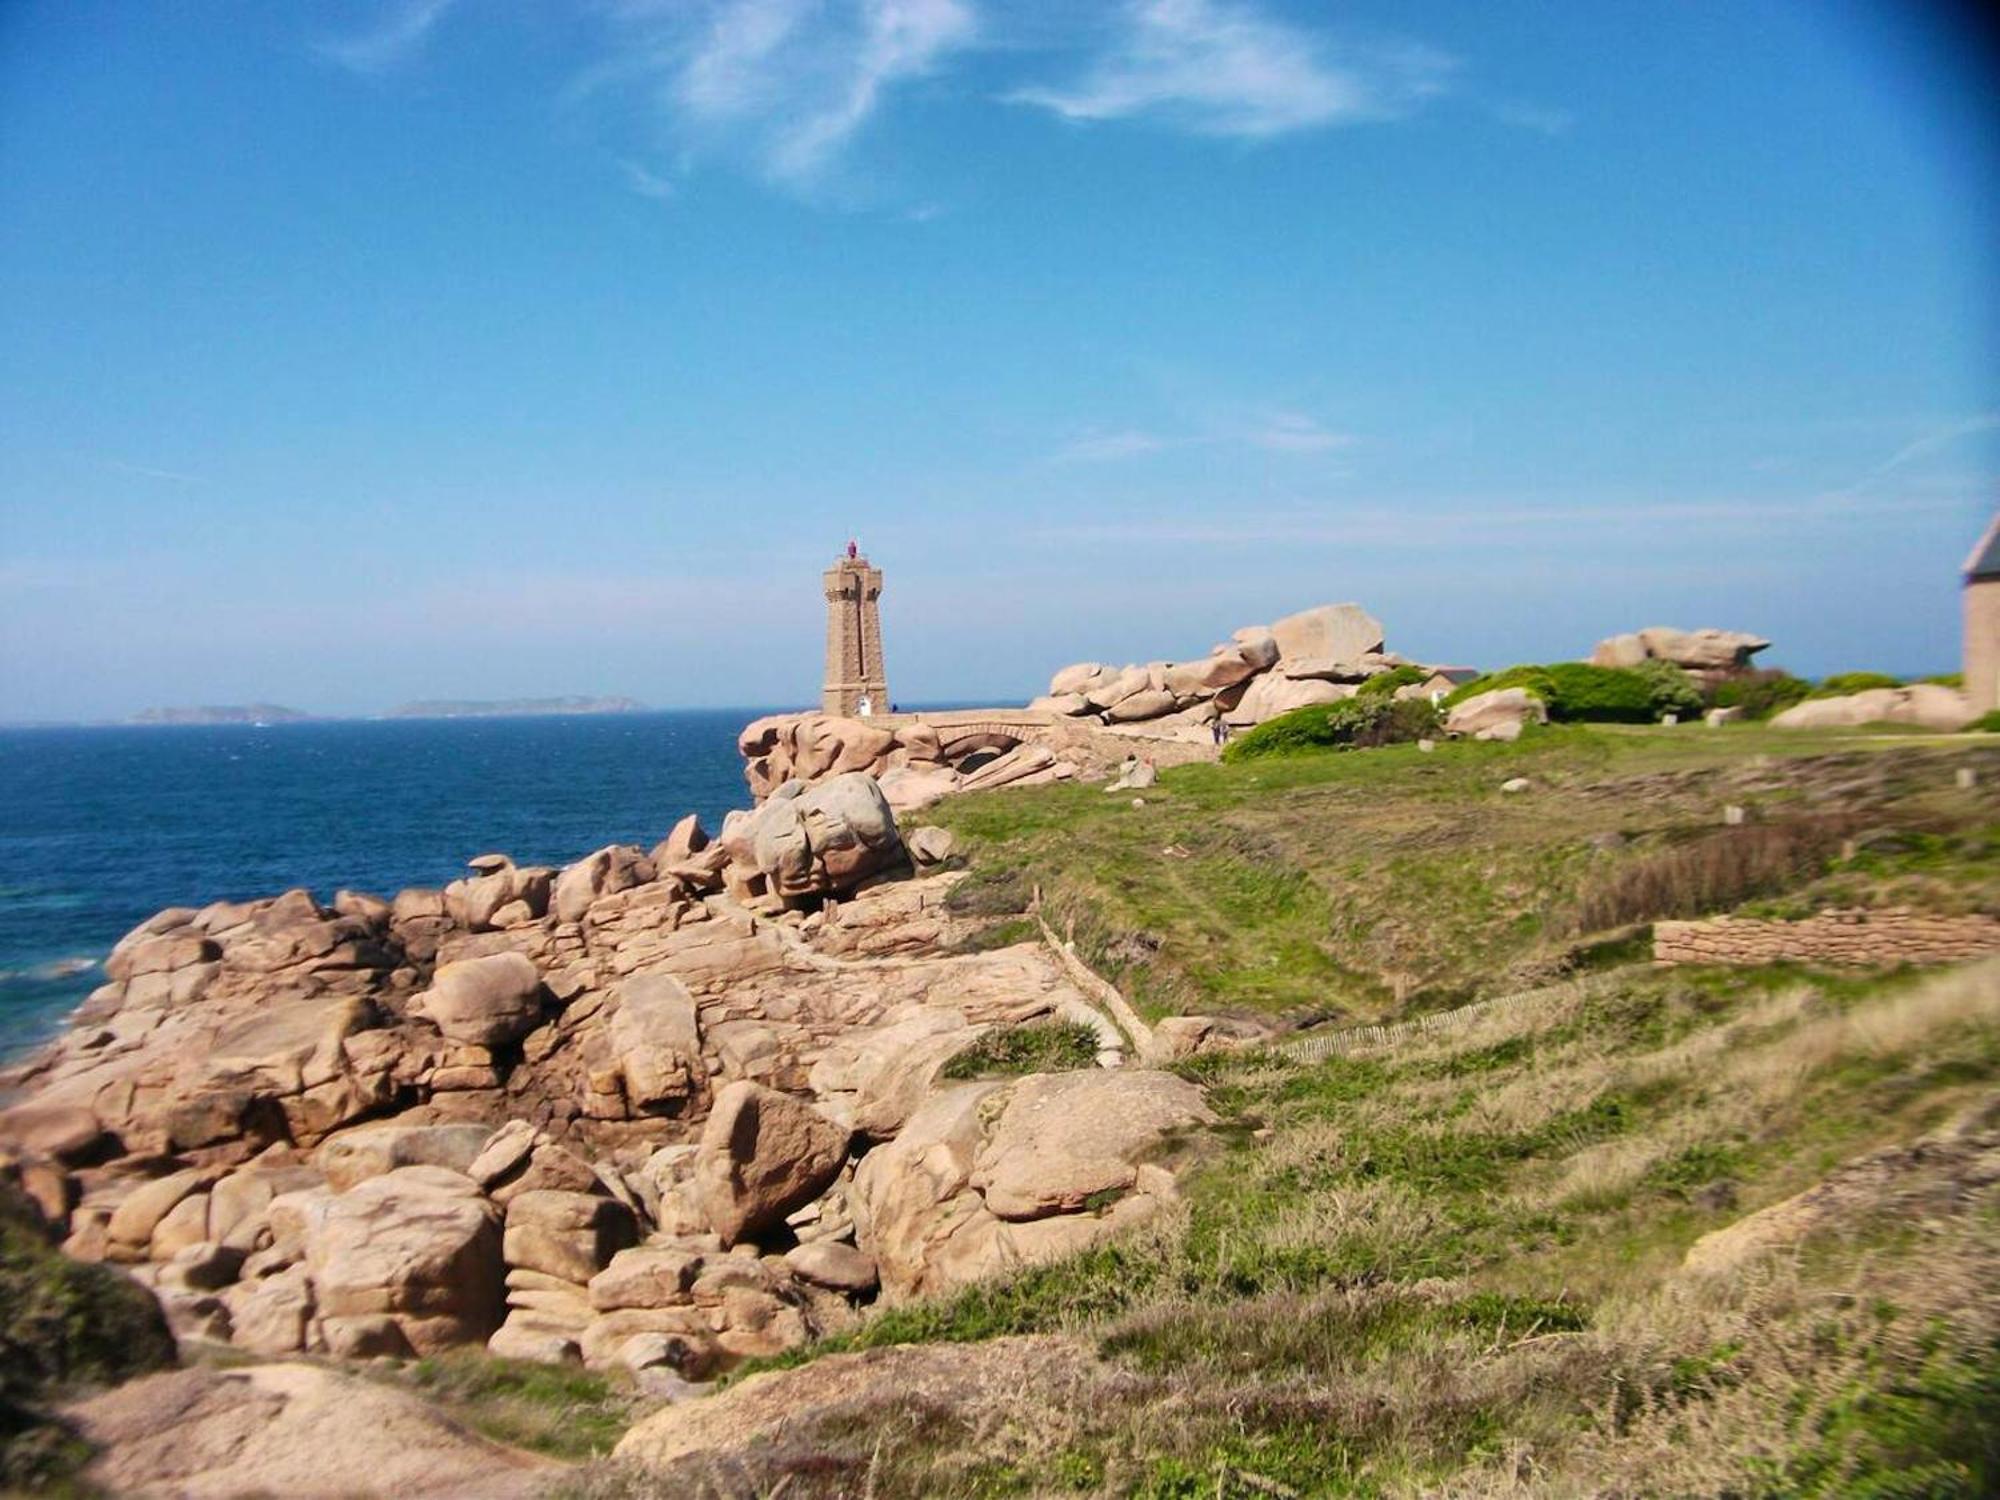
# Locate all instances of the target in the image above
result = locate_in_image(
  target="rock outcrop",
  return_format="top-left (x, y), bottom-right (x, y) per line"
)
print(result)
top-left (694, 1082), bottom-right (851, 1247)
top-left (1771, 684), bottom-right (1975, 733)
top-left (68, 1363), bottom-right (554, 1500)
top-left (1590, 627), bottom-right (1770, 685)
top-left (851, 1069), bottom-right (1213, 1301)
top-left (1444, 687), bottom-right (1546, 742)
top-left (0, 796), bottom-right (1209, 1381)
top-left (718, 773), bottom-right (904, 901)
top-left (741, 602), bottom-right (1456, 806)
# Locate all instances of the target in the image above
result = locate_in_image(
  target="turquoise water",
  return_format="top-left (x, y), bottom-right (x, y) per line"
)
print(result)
top-left (0, 710), bottom-right (765, 1060)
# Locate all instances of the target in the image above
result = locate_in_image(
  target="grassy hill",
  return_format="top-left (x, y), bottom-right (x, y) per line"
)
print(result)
top-left (568, 724), bottom-right (2000, 1498)
top-left (929, 724), bottom-right (2000, 1024)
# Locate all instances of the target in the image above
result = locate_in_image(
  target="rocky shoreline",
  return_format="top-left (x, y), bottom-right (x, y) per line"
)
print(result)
top-left (9, 598), bottom-right (1937, 1492)
top-left (0, 754), bottom-right (1213, 1393)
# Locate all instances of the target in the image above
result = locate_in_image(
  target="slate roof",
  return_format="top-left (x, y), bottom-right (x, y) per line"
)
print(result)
top-left (1968, 512), bottom-right (2000, 581)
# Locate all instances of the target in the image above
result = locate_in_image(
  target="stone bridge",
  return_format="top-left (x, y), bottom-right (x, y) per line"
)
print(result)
top-left (870, 709), bottom-right (1060, 757)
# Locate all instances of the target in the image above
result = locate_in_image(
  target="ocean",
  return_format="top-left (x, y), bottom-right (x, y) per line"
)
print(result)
top-left (0, 709), bottom-right (769, 1061)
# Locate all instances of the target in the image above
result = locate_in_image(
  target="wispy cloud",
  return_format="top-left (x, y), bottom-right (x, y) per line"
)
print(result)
top-left (619, 159), bottom-right (678, 201)
top-left (103, 458), bottom-right (202, 485)
top-left (1009, 0), bottom-right (1454, 138)
top-left (609, 0), bottom-right (976, 188)
top-left (1839, 411), bottom-right (2000, 494)
top-left (1245, 412), bottom-right (1353, 452)
top-left (1031, 491), bottom-right (1969, 549)
top-left (1051, 408), bottom-right (1353, 462)
top-left (1053, 429), bottom-right (1171, 463)
top-left (319, 0), bottom-right (457, 75)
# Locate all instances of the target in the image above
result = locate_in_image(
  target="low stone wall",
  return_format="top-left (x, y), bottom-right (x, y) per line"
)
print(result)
top-left (1654, 907), bottom-right (2000, 967)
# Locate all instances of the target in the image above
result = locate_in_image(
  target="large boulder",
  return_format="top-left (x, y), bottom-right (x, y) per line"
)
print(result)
top-left (1103, 687), bottom-right (1177, 723)
top-left (1268, 604), bottom-right (1384, 668)
top-left (1047, 663), bottom-right (1113, 697)
top-left (1223, 673), bottom-right (1351, 727)
top-left (297, 1166), bottom-right (505, 1353)
top-left (1772, 685), bottom-right (1974, 732)
top-left (971, 1070), bottom-right (1213, 1221)
top-left (317, 1124), bottom-right (494, 1193)
top-left (208, 1160), bottom-right (324, 1250)
top-left (613, 1336), bottom-right (1096, 1481)
top-left (605, 973), bottom-right (704, 1115)
top-left (1445, 687), bottom-right (1547, 742)
top-left (1162, 640), bottom-right (1268, 699)
top-left (851, 1070), bottom-right (1212, 1301)
top-left (721, 773), bottom-right (904, 900)
top-left (1082, 667), bottom-right (1152, 713)
top-left (414, 952), bottom-right (543, 1046)
top-left (1591, 627), bottom-right (1771, 679)
top-left (652, 813), bottom-right (709, 868)
top-left (1636, 626), bottom-right (1769, 672)
top-left (807, 1006), bottom-right (983, 1138)
top-left (588, 1244), bottom-right (705, 1311)
top-left (0, 1102), bottom-right (106, 1164)
top-left (552, 845), bottom-right (654, 924)
top-left (502, 1189), bottom-right (637, 1285)
top-left (738, 715), bottom-right (898, 800)
top-left (694, 1082), bottom-right (851, 1248)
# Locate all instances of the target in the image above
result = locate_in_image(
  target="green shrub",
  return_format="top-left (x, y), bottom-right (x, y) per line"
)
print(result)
top-left (1632, 659), bottom-right (1704, 721)
top-left (1971, 711), bottom-right (2000, 734)
top-left (1224, 696), bottom-right (1442, 762)
top-left (1442, 663), bottom-right (1670, 723)
top-left (943, 1020), bottom-right (1101, 1078)
top-left (1542, 663), bottom-right (1657, 722)
top-left (1812, 671), bottom-right (1903, 698)
top-left (1711, 669), bottom-right (1814, 719)
top-left (1, 1185), bottom-right (176, 1493)
top-left (1447, 663), bottom-right (1668, 723)
top-left (1355, 664), bottom-right (1427, 698)
top-left (1921, 673), bottom-right (1964, 688)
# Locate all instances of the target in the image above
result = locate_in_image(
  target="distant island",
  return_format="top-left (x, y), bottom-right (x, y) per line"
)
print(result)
top-left (110, 697), bottom-right (649, 726)
top-left (383, 696), bottom-right (649, 719)
top-left (128, 704), bottom-right (313, 725)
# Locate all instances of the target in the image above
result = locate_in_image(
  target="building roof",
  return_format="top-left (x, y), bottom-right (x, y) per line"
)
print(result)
top-left (1968, 511), bottom-right (2000, 581)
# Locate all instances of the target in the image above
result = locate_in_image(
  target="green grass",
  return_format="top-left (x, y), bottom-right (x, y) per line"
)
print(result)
top-left (381, 1352), bottom-right (637, 1461)
top-left (941, 1020), bottom-right (1101, 1078)
top-left (680, 940), bottom-right (2000, 1497)
top-left (550, 730), bottom-right (2000, 1497)
top-left (928, 725), bottom-right (2000, 1025)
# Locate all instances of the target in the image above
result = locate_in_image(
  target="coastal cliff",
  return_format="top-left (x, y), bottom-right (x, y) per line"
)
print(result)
top-left (0, 768), bottom-right (1204, 1391)
top-left (5, 632), bottom-right (1997, 1498)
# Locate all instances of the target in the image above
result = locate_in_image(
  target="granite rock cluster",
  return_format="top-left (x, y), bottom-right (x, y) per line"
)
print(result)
top-left (0, 789), bottom-right (1211, 1383)
top-left (1032, 602), bottom-right (1457, 732)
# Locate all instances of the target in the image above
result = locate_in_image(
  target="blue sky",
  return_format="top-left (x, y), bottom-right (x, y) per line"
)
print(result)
top-left (0, 0), bottom-right (1994, 719)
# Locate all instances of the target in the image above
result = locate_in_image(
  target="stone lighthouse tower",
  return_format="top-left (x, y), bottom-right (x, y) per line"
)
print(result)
top-left (822, 541), bottom-right (888, 717)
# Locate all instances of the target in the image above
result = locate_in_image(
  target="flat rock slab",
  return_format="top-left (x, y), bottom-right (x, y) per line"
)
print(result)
top-left (68, 1363), bottom-right (552, 1499)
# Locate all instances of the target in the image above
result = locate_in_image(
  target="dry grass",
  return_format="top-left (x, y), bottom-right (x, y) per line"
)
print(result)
top-left (1573, 817), bottom-right (1859, 934)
